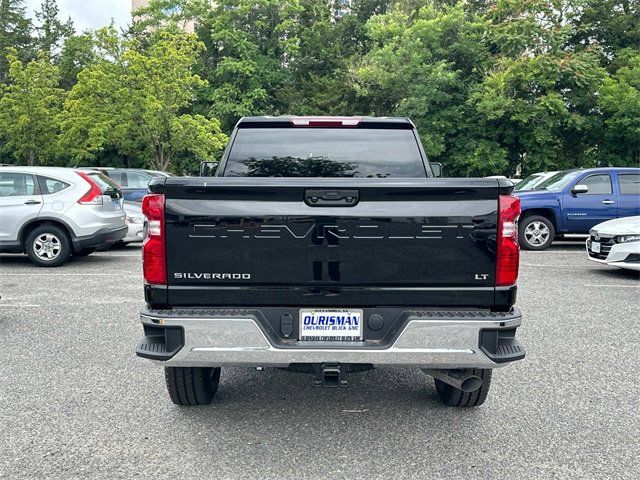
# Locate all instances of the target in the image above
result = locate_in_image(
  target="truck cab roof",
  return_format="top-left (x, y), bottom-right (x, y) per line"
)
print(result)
top-left (236, 116), bottom-right (415, 129)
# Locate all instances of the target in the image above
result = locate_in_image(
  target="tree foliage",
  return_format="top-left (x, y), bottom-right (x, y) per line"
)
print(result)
top-left (597, 49), bottom-right (640, 165)
top-left (0, 50), bottom-right (65, 165)
top-left (0, 0), bottom-right (33, 83)
top-left (0, 0), bottom-right (638, 175)
top-left (35, 0), bottom-right (74, 61)
top-left (60, 28), bottom-right (227, 170)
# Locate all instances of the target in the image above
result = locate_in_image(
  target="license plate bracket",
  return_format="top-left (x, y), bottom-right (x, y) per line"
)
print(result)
top-left (299, 309), bottom-right (363, 341)
top-left (591, 242), bottom-right (601, 253)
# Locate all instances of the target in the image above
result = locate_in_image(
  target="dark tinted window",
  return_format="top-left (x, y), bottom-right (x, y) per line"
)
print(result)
top-left (619, 174), bottom-right (640, 195)
top-left (224, 128), bottom-right (426, 177)
top-left (39, 176), bottom-right (70, 194)
top-left (0, 172), bottom-right (36, 196)
top-left (581, 174), bottom-right (612, 194)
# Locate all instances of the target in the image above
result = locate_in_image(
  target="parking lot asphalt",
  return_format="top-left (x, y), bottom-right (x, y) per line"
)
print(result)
top-left (1, 242), bottom-right (639, 479)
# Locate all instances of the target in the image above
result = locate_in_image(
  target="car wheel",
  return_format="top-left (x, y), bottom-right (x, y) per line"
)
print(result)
top-left (165, 367), bottom-right (221, 406)
top-left (519, 215), bottom-right (555, 250)
top-left (434, 368), bottom-right (492, 407)
top-left (25, 225), bottom-right (72, 267)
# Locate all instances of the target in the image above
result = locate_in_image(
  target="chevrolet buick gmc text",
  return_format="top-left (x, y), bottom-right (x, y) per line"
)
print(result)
top-left (135, 116), bottom-right (526, 407)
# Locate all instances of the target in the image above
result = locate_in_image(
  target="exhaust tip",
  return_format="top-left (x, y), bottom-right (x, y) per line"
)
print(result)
top-left (460, 375), bottom-right (483, 393)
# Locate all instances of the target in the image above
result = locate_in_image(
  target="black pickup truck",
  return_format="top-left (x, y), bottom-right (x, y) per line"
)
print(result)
top-left (136, 116), bottom-right (525, 408)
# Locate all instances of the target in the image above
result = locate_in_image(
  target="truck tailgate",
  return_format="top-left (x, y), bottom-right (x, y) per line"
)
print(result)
top-left (161, 178), bottom-right (507, 307)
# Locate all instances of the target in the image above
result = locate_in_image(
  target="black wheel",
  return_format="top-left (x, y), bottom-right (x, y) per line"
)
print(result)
top-left (24, 224), bottom-right (72, 267)
top-left (165, 367), bottom-right (221, 406)
top-left (519, 214), bottom-right (555, 250)
top-left (434, 368), bottom-right (492, 407)
top-left (74, 247), bottom-right (96, 257)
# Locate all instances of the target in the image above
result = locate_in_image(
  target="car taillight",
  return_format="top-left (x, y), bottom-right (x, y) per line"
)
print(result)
top-left (142, 194), bottom-right (166, 285)
top-left (496, 195), bottom-right (520, 286)
top-left (76, 172), bottom-right (104, 205)
top-left (290, 116), bottom-right (361, 127)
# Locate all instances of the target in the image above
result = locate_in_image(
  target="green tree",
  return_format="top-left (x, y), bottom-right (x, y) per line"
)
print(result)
top-left (199, 0), bottom-right (303, 130)
top-left (572, 0), bottom-right (640, 68)
top-left (0, 51), bottom-right (65, 165)
top-left (472, 0), bottom-right (607, 175)
top-left (59, 33), bottom-right (95, 88)
top-left (0, 0), bottom-right (32, 83)
top-left (132, 0), bottom-right (211, 33)
top-left (60, 28), bottom-right (227, 171)
top-left (354, 3), bottom-right (501, 176)
top-left (35, 0), bottom-right (74, 61)
top-left (597, 49), bottom-right (640, 166)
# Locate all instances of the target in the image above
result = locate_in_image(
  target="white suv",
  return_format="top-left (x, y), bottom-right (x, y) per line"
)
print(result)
top-left (0, 166), bottom-right (127, 266)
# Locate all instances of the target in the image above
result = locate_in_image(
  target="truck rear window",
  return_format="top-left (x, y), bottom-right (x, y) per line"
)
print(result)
top-left (224, 128), bottom-right (426, 178)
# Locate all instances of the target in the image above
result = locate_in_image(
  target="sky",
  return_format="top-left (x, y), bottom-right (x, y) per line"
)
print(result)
top-left (24, 0), bottom-right (132, 32)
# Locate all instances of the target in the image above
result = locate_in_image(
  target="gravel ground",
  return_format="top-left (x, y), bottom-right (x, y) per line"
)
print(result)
top-left (1, 242), bottom-right (639, 479)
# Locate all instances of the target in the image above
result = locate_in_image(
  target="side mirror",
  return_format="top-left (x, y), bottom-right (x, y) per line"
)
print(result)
top-left (571, 184), bottom-right (589, 195)
top-left (431, 162), bottom-right (443, 178)
top-left (199, 161), bottom-right (219, 177)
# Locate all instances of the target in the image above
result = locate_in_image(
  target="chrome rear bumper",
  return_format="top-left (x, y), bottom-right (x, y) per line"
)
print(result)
top-left (137, 308), bottom-right (525, 369)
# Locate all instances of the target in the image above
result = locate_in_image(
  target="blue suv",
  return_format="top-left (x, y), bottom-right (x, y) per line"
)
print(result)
top-left (515, 167), bottom-right (640, 250)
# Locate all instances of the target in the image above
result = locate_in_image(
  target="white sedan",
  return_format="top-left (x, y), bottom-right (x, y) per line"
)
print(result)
top-left (586, 216), bottom-right (640, 271)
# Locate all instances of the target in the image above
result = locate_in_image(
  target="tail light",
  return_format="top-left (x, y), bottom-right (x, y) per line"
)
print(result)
top-left (496, 195), bottom-right (520, 286)
top-left (142, 194), bottom-right (166, 285)
top-left (76, 172), bottom-right (104, 205)
top-left (290, 116), bottom-right (361, 127)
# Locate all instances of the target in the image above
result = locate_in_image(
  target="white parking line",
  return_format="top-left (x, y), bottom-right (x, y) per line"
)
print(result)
top-left (525, 251), bottom-right (585, 254)
top-left (522, 263), bottom-right (587, 268)
top-left (0, 304), bottom-right (41, 307)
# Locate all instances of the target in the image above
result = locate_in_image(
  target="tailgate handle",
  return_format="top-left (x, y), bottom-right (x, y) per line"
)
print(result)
top-left (304, 189), bottom-right (359, 207)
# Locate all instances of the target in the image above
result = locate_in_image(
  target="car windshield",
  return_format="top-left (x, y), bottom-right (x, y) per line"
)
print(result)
top-left (224, 128), bottom-right (426, 178)
top-left (534, 171), bottom-right (582, 192)
top-left (514, 174), bottom-right (544, 191)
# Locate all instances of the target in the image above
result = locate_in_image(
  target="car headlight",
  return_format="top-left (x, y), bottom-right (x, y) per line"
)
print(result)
top-left (127, 216), bottom-right (144, 224)
top-left (615, 234), bottom-right (640, 243)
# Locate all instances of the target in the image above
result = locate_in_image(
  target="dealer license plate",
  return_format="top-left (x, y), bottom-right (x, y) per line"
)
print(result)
top-left (591, 242), bottom-right (601, 253)
top-left (299, 309), bottom-right (363, 341)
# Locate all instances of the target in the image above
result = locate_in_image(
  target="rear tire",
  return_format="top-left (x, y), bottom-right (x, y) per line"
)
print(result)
top-left (434, 368), bottom-right (492, 407)
top-left (165, 367), bottom-right (221, 406)
top-left (519, 214), bottom-right (555, 250)
top-left (24, 224), bottom-right (72, 267)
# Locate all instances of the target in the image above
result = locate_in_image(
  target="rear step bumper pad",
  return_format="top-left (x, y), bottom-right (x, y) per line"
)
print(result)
top-left (137, 308), bottom-right (524, 369)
